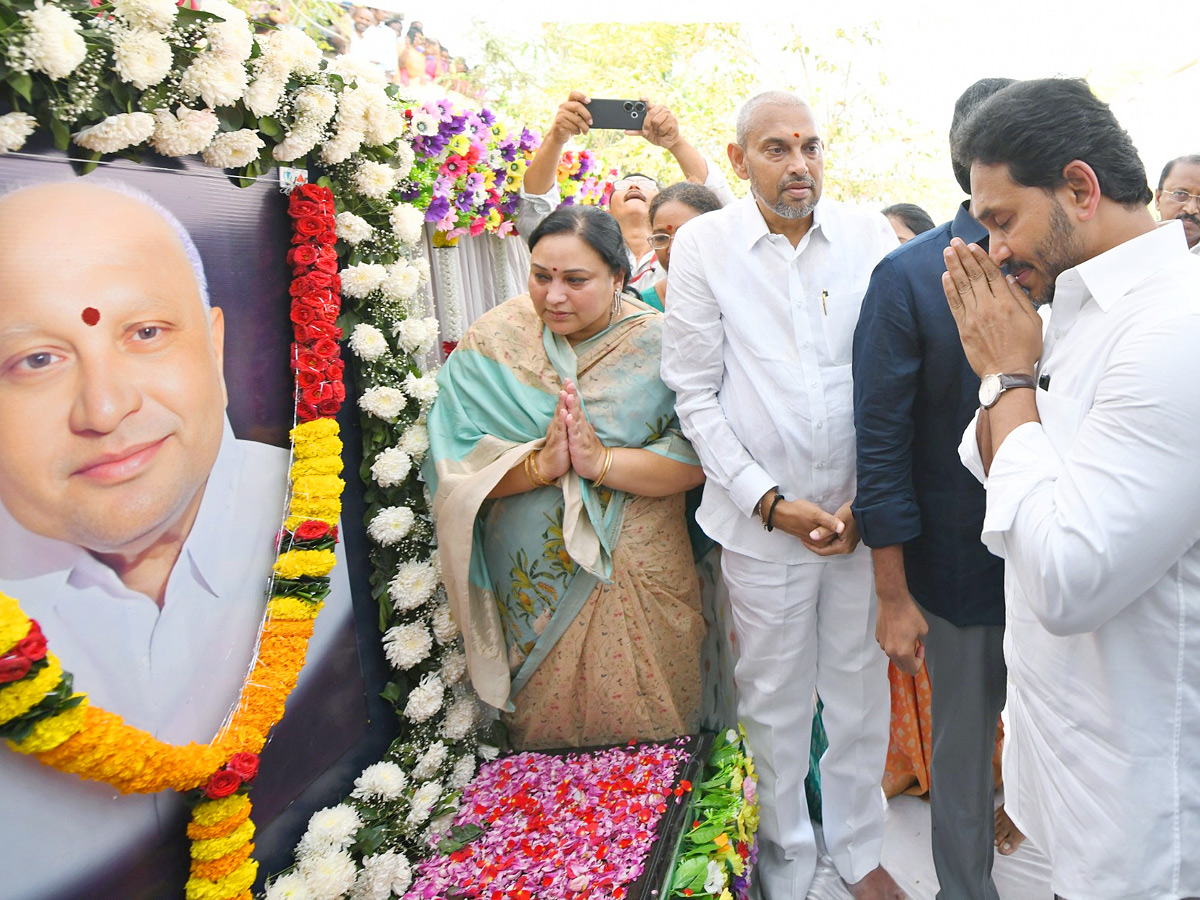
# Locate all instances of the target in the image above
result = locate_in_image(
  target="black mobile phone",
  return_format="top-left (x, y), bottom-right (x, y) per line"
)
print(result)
top-left (587, 98), bottom-right (647, 130)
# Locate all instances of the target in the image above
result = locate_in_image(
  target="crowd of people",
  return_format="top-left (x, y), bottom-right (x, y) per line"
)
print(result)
top-left (425, 78), bottom-right (1200, 900)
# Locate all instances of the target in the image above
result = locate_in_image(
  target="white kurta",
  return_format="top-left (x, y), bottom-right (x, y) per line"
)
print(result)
top-left (960, 221), bottom-right (1200, 900)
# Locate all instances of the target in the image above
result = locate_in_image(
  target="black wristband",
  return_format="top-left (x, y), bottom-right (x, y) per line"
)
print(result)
top-left (765, 492), bottom-right (785, 532)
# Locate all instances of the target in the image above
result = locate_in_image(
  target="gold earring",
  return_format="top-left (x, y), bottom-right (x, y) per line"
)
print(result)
top-left (609, 289), bottom-right (622, 325)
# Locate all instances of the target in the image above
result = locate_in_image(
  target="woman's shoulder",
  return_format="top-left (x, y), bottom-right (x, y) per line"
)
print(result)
top-left (461, 294), bottom-right (540, 350)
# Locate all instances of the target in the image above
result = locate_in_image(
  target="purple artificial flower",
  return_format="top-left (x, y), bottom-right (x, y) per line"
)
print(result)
top-left (398, 184), bottom-right (421, 202)
top-left (425, 194), bottom-right (451, 222)
top-left (464, 172), bottom-right (485, 194)
top-left (497, 138), bottom-right (519, 162)
top-left (479, 107), bottom-right (496, 126)
top-left (519, 127), bottom-right (539, 153)
top-left (454, 190), bottom-right (474, 213)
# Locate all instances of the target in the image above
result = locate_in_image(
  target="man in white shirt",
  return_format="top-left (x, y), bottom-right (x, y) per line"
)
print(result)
top-left (1154, 154), bottom-right (1200, 254)
top-left (345, 5), bottom-right (398, 79)
top-left (946, 77), bottom-right (1200, 900)
top-left (661, 91), bottom-right (901, 900)
top-left (516, 90), bottom-right (736, 291)
top-left (0, 181), bottom-right (356, 899)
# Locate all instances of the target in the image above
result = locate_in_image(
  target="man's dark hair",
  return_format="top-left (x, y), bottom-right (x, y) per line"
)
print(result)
top-left (1158, 154), bottom-right (1200, 191)
top-left (949, 77), bottom-right (1015, 194)
top-left (881, 202), bottom-right (935, 236)
top-left (953, 77), bottom-right (1152, 206)
top-left (527, 205), bottom-right (630, 288)
top-left (649, 182), bottom-right (723, 224)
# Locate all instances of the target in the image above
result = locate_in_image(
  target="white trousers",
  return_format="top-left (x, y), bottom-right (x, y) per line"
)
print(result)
top-left (722, 547), bottom-right (889, 900)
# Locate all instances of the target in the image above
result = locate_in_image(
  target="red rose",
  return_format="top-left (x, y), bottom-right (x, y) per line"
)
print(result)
top-left (327, 360), bottom-right (345, 381)
top-left (317, 229), bottom-right (337, 246)
top-left (299, 384), bottom-right (324, 407)
top-left (295, 183), bottom-right (331, 203)
top-left (292, 350), bottom-right (322, 373)
top-left (305, 321), bottom-right (339, 341)
top-left (294, 519), bottom-right (330, 541)
top-left (16, 624), bottom-right (47, 662)
top-left (226, 752), bottom-right (260, 782)
top-left (0, 655), bottom-right (31, 683)
top-left (289, 199), bottom-right (320, 218)
top-left (306, 271), bottom-right (332, 289)
top-left (312, 337), bottom-right (340, 360)
top-left (290, 304), bottom-right (316, 326)
top-left (290, 275), bottom-right (315, 297)
top-left (314, 256), bottom-right (339, 276)
top-left (442, 340), bottom-right (459, 357)
top-left (296, 370), bottom-right (320, 390)
top-left (204, 769), bottom-right (243, 799)
top-left (317, 398), bottom-right (341, 417)
top-left (296, 401), bottom-right (318, 422)
top-left (292, 323), bottom-right (311, 344)
top-left (331, 381), bottom-right (346, 403)
top-left (288, 245), bottom-right (319, 267)
top-left (295, 216), bottom-right (324, 237)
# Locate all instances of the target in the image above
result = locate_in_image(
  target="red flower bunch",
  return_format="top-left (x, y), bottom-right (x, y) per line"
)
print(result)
top-left (203, 752), bottom-right (261, 799)
top-left (287, 184), bottom-right (345, 423)
top-left (0, 619), bottom-right (48, 684)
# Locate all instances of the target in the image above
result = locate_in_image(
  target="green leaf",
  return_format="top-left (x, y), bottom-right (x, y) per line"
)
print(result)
top-left (352, 825), bottom-right (386, 857)
top-left (218, 107), bottom-right (244, 132)
top-left (8, 71), bottom-right (32, 103)
top-left (380, 681), bottom-right (404, 704)
top-left (437, 822), bottom-right (485, 854)
top-left (258, 116), bottom-right (282, 138)
top-left (48, 116), bottom-right (69, 151)
top-left (686, 821), bottom-right (726, 844)
top-left (671, 856), bottom-right (709, 893)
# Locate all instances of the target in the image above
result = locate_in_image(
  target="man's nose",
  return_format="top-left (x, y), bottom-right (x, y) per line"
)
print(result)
top-left (1183, 193), bottom-right (1200, 213)
top-left (988, 235), bottom-right (1011, 268)
top-left (69, 357), bottom-right (142, 435)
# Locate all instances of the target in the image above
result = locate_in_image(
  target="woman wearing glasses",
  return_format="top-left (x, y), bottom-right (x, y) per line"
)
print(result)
top-left (641, 182), bottom-right (724, 311)
top-left (425, 205), bottom-right (707, 750)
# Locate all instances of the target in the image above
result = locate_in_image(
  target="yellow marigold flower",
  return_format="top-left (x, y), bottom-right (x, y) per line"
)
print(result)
top-left (291, 475), bottom-right (345, 502)
top-left (187, 801), bottom-right (253, 839)
top-left (292, 417), bottom-right (339, 442)
top-left (292, 435), bottom-right (343, 461)
top-left (0, 653), bottom-right (63, 724)
top-left (191, 817), bottom-right (255, 861)
top-left (192, 796), bottom-right (251, 830)
top-left (273, 549), bottom-right (337, 580)
top-left (184, 857), bottom-right (257, 900)
top-left (267, 596), bottom-right (322, 621)
top-left (0, 593), bottom-right (30, 654)
top-left (8, 697), bottom-right (88, 754)
top-left (287, 500), bottom-right (340, 525)
top-left (189, 842), bottom-right (255, 881)
top-left (290, 456), bottom-right (343, 478)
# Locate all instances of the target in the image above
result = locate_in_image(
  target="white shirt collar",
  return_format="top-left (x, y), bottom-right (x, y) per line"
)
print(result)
top-left (736, 194), bottom-right (834, 252)
top-left (1062, 220), bottom-right (1189, 313)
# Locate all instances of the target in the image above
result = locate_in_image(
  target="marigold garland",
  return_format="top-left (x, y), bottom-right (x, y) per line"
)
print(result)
top-left (0, 183), bottom-right (346, 898)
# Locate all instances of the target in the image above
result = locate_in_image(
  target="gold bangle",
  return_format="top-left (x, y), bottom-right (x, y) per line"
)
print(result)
top-left (592, 447), bottom-right (614, 487)
top-left (527, 451), bottom-right (553, 487)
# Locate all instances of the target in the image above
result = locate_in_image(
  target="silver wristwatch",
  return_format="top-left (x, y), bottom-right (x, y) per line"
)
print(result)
top-left (978, 373), bottom-right (1037, 409)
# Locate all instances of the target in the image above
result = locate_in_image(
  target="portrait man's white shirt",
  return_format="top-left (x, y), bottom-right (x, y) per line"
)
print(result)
top-left (960, 220), bottom-right (1200, 900)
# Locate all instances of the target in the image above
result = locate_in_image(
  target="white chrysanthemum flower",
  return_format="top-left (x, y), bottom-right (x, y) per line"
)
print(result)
top-left (403, 674), bottom-right (445, 723)
top-left (392, 140), bottom-right (416, 180)
top-left (180, 53), bottom-right (248, 108)
top-left (298, 850), bottom-right (357, 899)
top-left (326, 54), bottom-right (386, 85)
top-left (402, 372), bottom-right (439, 407)
top-left (19, 4), bottom-right (86, 81)
top-left (319, 127), bottom-right (364, 166)
top-left (388, 560), bottom-right (438, 612)
top-left (339, 263), bottom-right (388, 300)
top-left (367, 505), bottom-right (416, 545)
top-left (0, 112), bottom-right (37, 154)
top-left (371, 447), bottom-right (413, 488)
top-left (449, 753), bottom-right (477, 789)
top-left (412, 257), bottom-right (431, 286)
top-left (380, 263), bottom-right (421, 304)
top-left (477, 743), bottom-right (500, 761)
top-left (441, 696), bottom-right (478, 742)
top-left (294, 85), bottom-right (338, 121)
top-left (439, 648), bottom-right (467, 685)
top-left (389, 203), bottom-right (424, 246)
top-left (398, 423), bottom-right (430, 460)
top-left (409, 111), bottom-right (440, 139)
top-left (202, 128), bottom-right (264, 169)
top-left (263, 871), bottom-right (313, 900)
top-left (413, 741), bottom-right (449, 781)
top-left (112, 0), bottom-right (177, 31)
top-left (357, 385), bottom-right (406, 420)
top-left (272, 129), bottom-right (321, 164)
top-left (204, 8), bottom-right (254, 61)
top-left (268, 27), bottom-right (322, 75)
top-left (351, 761), bottom-right (408, 801)
top-left (111, 27), bottom-right (172, 90)
top-left (363, 104), bottom-right (405, 148)
top-left (431, 601), bottom-right (458, 644)
top-left (393, 316), bottom-right (439, 355)
top-left (348, 323), bottom-right (388, 362)
top-left (352, 160), bottom-right (397, 201)
top-left (150, 107), bottom-right (219, 158)
top-left (335, 212), bottom-right (374, 245)
top-left (383, 621), bottom-right (433, 670)
top-left (406, 780), bottom-right (442, 825)
top-left (244, 72), bottom-right (287, 118)
top-left (352, 850), bottom-right (412, 900)
top-left (304, 804), bottom-right (362, 849)
top-left (73, 112), bottom-right (156, 154)
top-left (429, 548), bottom-right (442, 578)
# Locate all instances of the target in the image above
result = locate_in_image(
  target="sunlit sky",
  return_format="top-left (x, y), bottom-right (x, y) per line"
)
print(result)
top-left (410, 0), bottom-right (1200, 218)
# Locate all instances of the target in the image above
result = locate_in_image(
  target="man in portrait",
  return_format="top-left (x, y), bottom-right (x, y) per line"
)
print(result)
top-left (1154, 154), bottom-right (1200, 253)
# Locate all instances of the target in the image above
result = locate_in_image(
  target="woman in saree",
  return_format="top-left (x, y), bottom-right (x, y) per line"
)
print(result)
top-left (425, 205), bottom-right (706, 750)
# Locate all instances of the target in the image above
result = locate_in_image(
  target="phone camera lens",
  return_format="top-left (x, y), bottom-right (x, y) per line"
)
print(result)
top-left (622, 101), bottom-right (633, 111)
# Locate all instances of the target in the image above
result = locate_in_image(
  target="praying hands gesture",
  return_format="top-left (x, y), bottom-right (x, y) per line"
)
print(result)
top-left (532, 380), bottom-right (605, 481)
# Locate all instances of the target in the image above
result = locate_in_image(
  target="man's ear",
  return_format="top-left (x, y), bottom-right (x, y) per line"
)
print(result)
top-left (728, 142), bottom-right (749, 181)
top-left (1061, 159), bottom-right (1102, 221)
top-left (1153, 188), bottom-right (1163, 213)
top-left (209, 306), bottom-right (228, 409)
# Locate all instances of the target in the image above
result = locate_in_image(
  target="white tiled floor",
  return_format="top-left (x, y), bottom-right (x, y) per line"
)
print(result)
top-left (805, 794), bottom-right (1054, 900)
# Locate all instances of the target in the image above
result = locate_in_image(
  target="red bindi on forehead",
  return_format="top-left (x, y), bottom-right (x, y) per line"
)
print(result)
top-left (793, 132), bottom-right (800, 138)
top-left (81, 307), bottom-right (100, 326)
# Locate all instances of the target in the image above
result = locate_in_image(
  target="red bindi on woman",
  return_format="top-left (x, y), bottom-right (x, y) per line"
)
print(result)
top-left (81, 307), bottom-right (100, 326)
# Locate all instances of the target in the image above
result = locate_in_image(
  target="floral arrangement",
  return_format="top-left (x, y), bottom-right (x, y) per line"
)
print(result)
top-left (407, 739), bottom-right (695, 899)
top-left (556, 148), bottom-right (618, 208)
top-left (669, 728), bottom-right (760, 900)
top-left (0, 181), bottom-right (346, 900)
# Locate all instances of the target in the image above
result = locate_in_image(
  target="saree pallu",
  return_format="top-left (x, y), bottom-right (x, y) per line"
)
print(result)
top-left (425, 295), bottom-right (704, 749)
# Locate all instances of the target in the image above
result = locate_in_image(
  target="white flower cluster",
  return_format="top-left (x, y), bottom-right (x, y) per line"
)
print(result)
top-left (383, 621), bottom-right (433, 670)
top-left (439, 648), bottom-right (467, 685)
top-left (440, 694), bottom-right (478, 742)
top-left (326, 54), bottom-right (386, 86)
top-left (409, 110), bottom-right (440, 139)
top-left (245, 28), bottom-right (322, 117)
top-left (297, 850), bottom-right (357, 899)
top-left (388, 559), bottom-right (438, 612)
top-left (178, 7), bottom-right (252, 109)
top-left (350, 851), bottom-right (412, 900)
top-left (412, 741), bottom-right (449, 781)
top-left (367, 505), bottom-right (416, 545)
top-left (402, 372), bottom-right (439, 409)
top-left (263, 871), bottom-right (311, 900)
top-left (430, 600), bottom-right (459, 644)
top-left (0, 112), bottom-right (37, 154)
top-left (351, 761), bottom-right (408, 801)
top-left (111, 26), bottom-right (173, 90)
top-left (202, 128), bottom-right (265, 169)
top-left (302, 803), bottom-right (362, 852)
top-left (351, 160), bottom-right (397, 201)
top-left (341, 262), bottom-right (389, 301)
top-left (112, 0), bottom-right (178, 31)
top-left (398, 422), bottom-right (430, 460)
top-left (74, 112), bottom-right (156, 154)
top-left (347, 322), bottom-right (388, 361)
top-left (320, 83), bottom-right (404, 165)
top-left (358, 385), bottom-right (406, 421)
top-left (274, 85), bottom-right (337, 162)
top-left (392, 140), bottom-right (416, 180)
top-left (150, 107), bottom-right (219, 158)
top-left (403, 673), bottom-right (445, 723)
top-left (17, 4), bottom-right (86, 81)
top-left (406, 780), bottom-right (443, 826)
top-left (371, 446), bottom-right (413, 488)
top-left (390, 202), bottom-right (424, 245)
top-left (393, 316), bottom-right (440, 355)
top-left (335, 212), bottom-right (374, 246)
top-left (380, 261), bottom-right (421, 304)
top-left (449, 752), bottom-right (477, 789)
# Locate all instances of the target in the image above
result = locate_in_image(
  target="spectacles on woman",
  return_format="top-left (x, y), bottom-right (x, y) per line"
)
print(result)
top-left (646, 233), bottom-right (672, 250)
